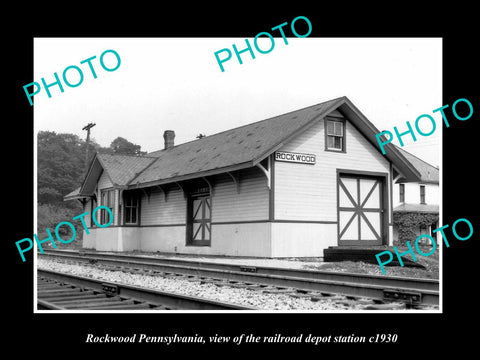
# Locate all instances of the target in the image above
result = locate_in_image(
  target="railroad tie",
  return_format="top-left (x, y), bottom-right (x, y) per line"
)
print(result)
top-left (363, 303), bottom-right (407, 310)
top-left (262, 286), bottom-right (296, 294)
top-left (309, 293), bottom-right (346, 302)
top-left (60, 296), bottom-right (129, 309)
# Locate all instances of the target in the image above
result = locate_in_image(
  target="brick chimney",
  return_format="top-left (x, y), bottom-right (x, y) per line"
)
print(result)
top-left (163, 130), bottom-right (175, 149)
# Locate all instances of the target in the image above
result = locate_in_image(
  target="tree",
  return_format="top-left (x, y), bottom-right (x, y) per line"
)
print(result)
top-left (37, 132), bottom-right (147, 206)
top-left (37, 131), bottom-right (146, 242)
top-left (37, 131), bottom-right (86, 205)
top-left (37, 131), bottom-right (86, 239)
top-left (109, 137), bottom-right (146, 156)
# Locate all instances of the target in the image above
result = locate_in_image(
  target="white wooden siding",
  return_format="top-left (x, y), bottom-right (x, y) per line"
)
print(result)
top-left (212, 168), bottom-right (269, 223)
top-left (129, 167), bottom-right (268, 226)
top-left (393, 182), bottom-right (439, 206)
top-left (97, 170), bottom-right (113, 190)
top-left (274, 117), bottom-right (391, 222)
top-left (141, 188), bottom-right (186, 225)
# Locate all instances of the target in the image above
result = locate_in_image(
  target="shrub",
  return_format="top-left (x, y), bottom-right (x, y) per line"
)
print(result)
top-left (37, 203), bottom-right (84, 246)
top-left (393, 212), bottom-right (439, 244)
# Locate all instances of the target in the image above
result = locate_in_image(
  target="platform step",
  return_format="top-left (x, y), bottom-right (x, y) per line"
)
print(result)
top-left (323, 247), bottom-right (425, 268)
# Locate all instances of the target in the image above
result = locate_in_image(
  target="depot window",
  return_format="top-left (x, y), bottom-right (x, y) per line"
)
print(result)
top-left (325, 118), bottom-right (346, 152)
top-left (124, 192), bottom-right (140, 225)
top-left (100, 189), bottom-right (115, 225)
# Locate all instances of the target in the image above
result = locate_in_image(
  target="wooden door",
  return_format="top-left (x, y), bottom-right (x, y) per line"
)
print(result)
top-left (338, 174), bottom-right (384, 245)
top-left (187, 194), bottom-right (211, 246)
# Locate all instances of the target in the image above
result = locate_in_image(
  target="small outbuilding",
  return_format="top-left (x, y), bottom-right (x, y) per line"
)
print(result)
top-left (392, 146), bottom-right (439, 245)
top-left (64, 96), bottom-right (421, 257)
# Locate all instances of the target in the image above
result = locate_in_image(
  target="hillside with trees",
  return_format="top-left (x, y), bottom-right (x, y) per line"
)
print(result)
top-left (37, 131), bottom-right (146, 246)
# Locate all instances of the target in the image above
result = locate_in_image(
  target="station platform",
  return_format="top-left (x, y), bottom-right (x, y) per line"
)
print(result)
top-left (323, 246), bottom-right (425, 268)
top-left (50, 248), bottom-right (325, 270)
top-left (40, 247), bottom-right (438, 278)
top-left (111, 251), bottom-right (324, 270)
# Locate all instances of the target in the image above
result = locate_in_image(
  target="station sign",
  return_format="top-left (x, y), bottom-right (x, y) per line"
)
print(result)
top-left (274, 151), bottom-right (316, 165)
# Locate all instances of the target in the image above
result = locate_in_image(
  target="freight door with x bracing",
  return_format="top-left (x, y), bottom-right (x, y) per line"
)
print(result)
top-left (337, 173), bottom-right (387, 245)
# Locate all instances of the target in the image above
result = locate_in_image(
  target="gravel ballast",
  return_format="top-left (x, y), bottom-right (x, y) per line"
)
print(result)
top-left (37, 258), bottom-right (388, 311)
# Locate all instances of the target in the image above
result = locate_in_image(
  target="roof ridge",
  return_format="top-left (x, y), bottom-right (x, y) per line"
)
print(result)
top-left (148, 97), bottom-right (346, 156)
top-left (127, 155), bottom-right (160, 186)
top-left (96, 152), bottom-right (158, 187)
top-left (69, 96), bottom-right (425, 193)
top-left (97, 151), bottom-right (158, 159)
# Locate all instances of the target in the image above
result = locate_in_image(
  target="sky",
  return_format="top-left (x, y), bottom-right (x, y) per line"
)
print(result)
top-left (33, 37), bottom-right (442, 166)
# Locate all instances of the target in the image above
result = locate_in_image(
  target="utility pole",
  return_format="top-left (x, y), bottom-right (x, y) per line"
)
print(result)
top-left (82, 122), bottom-right (96, 173)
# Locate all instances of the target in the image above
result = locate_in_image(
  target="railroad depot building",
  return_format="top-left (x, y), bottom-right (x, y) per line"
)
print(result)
top-left (64, 96), bottom-right (423, 258)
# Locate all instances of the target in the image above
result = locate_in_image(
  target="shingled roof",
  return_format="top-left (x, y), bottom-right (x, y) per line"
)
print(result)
top-left (68, 153), bottom-right (157, 199)
top-left (129, 97), bottom-right (422, 188)
top-left (65, 96), bottom-right (423, 200)
top-left (394, 146), bottom-right (439, 184)
top-left (130, 97), bottom-right (344, 187)
top-left (95, 153), bottom-right (157, 186)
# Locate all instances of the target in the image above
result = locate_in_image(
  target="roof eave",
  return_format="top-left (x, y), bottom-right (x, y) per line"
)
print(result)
top-left (63, 194), bottom-right (91, 201)
top-left (251, 96), bottom-right (422, 182)
top-left (79, 152), bottom-right (99, 195)
top-left (396, 179), bottom-right (439, 184)
top-left (393, 204), bottom-right (439, 214)
top-left (127, 161), bottom-right (255, 189)
top-left (337, 99), bottom-right (422, 182)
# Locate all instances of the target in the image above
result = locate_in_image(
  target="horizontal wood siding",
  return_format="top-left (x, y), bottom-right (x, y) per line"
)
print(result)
top-left (212, 168), bottom-right (269, 223)
top-left (140, 188), bottom-right (186, 225)
top-left (97, 170), bottom-right (112, 190)
top-left (275, 116), bottom-right (391, 222)
top-left (138, 168), bottom-right (268, 226)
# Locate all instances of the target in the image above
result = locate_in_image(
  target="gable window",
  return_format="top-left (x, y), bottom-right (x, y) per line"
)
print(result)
top-left (420, 185), bottom-right (426, 204)
top-left (124, 192), bottom-right (140, 225)
top-left (325, 119), bottom-right (345, 152)
top-left (399, 184), bottom-right (405, 203)
top-left (101, 189), bottom-right (115, 225)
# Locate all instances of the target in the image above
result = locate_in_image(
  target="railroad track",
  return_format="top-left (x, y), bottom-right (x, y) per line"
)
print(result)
top-left (39, 249), bottom-right (439, 308)
top-left (38, 269), bottom-right (256, 310)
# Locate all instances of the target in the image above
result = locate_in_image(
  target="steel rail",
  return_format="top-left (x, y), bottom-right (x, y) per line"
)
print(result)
top-left (40, 250), bottom-right (439, 306)
top-left (37, 269), bottom-right (256, 311)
